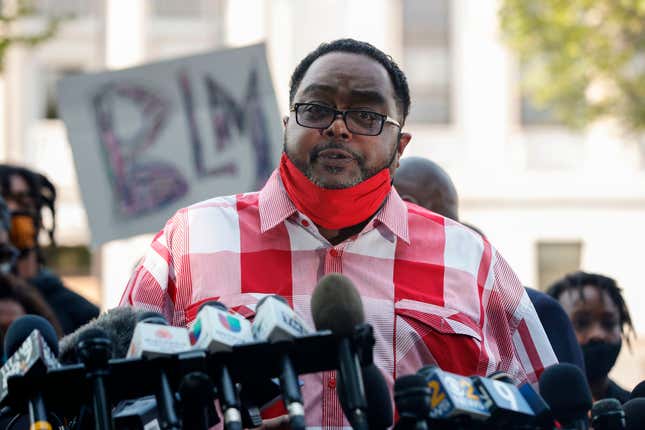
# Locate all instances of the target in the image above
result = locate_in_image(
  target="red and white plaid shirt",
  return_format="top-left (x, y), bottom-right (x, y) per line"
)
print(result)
top-left (121, 170), bottom-right (557, 429)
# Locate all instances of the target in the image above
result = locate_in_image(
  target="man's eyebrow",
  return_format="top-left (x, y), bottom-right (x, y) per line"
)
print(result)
top-left (300, 84), bottom-right (336, 96)
top-left (349, 89), bottom-right (387, 105)
top-left (299, 84), bottom-right (387, 105)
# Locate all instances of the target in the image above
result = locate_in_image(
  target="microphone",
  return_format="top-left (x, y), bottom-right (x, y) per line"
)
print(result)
top-left (623, 398), bottom-right (645, 430)
top-left (394, 373), bottom-right (430, 430)
top-left (75, 327), bottom-right (114, 430)
top-left (126, 311), bottom-right (191, 430)
top-left (517, 381), bottom-right (555, 429)
top-left (190, 301), bottom-right (253, 430)
top-left (539, 363), bottom-right (592, 430)
top-left (416, 366), bottom-right (490, 423)
top-left (338, 364), bottom-right (393, 430)
top-left (178, 371), bottom-right (216, 430)
top-left (471, 374), bottom-right (535, 427)
top-left (629, 380), bottom-right (645, 400)
top-left (311, 273), bottom-right (369, 430)
top-left (252, 295), bottom-right (309, 430)
top-left (591, 398), bottom-right (625, 430)
top-left (59, 307), bottom-right (148, 362)
top-left (0, 315), bottom-right (60, 430)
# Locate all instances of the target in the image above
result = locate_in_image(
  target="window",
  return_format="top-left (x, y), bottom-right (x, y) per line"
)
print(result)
top-left (34, 0), bottom-right (99, 18)
top-left (402, 0), bottom-right (452, 124)
top-left (151, 0), bottom-right (204, 17)
top-left (536, 241), bottom-right (582, 291)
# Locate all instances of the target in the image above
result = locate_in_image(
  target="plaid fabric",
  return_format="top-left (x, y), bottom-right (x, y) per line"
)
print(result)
top-left (121, 170), bottom-right (557, 429)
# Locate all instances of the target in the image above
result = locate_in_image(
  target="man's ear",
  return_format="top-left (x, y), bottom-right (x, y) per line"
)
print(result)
top-left (282, 116), bottom-right (289, 128)
top-left (395, 132), bottom-right (412, 168)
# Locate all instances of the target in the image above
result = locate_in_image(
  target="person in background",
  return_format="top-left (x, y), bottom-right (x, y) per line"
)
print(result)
top-left (547, 271), bottom-right (634, 403)
top-left (0, 195), bottom-right (62, 361)
top-left (0, 164), bottom-right (99, 334)
top-left (392, 156), bottom-right (458, 221)
top-left (0, 273), bottom-right (64, 361)
top-left (393, 155), bottom-right (585, 372)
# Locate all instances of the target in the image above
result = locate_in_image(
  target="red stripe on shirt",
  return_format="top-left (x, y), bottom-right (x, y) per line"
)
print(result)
top-left (518, 319), bottom-right (545, 377)
top-left (237, 193), bottom-right (294, 303)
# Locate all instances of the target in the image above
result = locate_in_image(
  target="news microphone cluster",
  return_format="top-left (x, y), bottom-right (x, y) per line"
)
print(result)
top-left (0, 295), bottom-right (377, 429)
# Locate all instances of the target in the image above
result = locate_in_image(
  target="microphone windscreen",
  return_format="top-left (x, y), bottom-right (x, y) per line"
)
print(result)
top-left (394, 373), bottom-right (431, 417)
top-left (4, 314), bottom-right (59, 357)
top-left (339, 364), bottom-right (393, 429)
top-left (630, 380), bottom-right (645, 400)
top-left (311, 273), bottom-right (364, 336)
top-left (539, 363), bottom-right (592, 423)
top-left (76, 327), bottom-right (110, 345)
top-left (198, 301), bottom-right (227, 312)
top-left (59, 307), bottom-right (146, 363)
top-left (591, 398), bottom-right (622, 417)
top-left (137, 311), bottom-right (168, 325)
top-left (489, 371), bottom-right (517, 385)
top-left (623, 398), bottom-right (645, 430)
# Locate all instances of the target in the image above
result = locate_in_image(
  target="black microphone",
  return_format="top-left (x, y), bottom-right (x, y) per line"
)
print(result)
top-left (591, 398), bottom-right (626, 430)
top-left (311, 273), bottom-right (369, 430)
top-left (75, 327), bottom-right (114, 430)
top-left (629, 380), bottom-right (645, 400)
top-left (623, 398), bottom-right (645, 430)
top-left (178, 371), bottom-right (216, 430)
top-left (339, 364), bottom-right (393, 430)
top-left (539, 363), bottom-right (592, 430)
top-left (394, 374), bottom-right (430, 430)
top-left (1, 315), bottom-right (60, 430)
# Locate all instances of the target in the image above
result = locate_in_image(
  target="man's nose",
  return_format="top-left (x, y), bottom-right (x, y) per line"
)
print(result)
top-left (585, 322), bottom-right (608, 343)
top-left (324, 115), bottom-right (352, 140)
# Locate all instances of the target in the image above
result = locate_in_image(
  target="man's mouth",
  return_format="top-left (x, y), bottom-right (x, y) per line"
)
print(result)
top-left (316, 148), bottom-right (355, 161)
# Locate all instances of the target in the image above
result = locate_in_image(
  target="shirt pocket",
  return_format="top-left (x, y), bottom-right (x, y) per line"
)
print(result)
top-left (395, 299), bottom-right (483, 376)
top-left (185, 293), bottom-right (259, 324)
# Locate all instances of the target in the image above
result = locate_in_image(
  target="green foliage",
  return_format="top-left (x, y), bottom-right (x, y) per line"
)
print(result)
top-left (0, 0), bottom-right (68, 71)
top-left (499, 0), bottom-right (645, 133)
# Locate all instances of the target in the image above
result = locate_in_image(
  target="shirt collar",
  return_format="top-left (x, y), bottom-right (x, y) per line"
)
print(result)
top-left (259, 169), bottom-right (410, 244)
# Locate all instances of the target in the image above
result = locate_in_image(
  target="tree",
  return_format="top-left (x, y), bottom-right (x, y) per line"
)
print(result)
top-left (0, 0), bottom-right (67, 71)
top-left (499, 0), bottom-right (645, 133)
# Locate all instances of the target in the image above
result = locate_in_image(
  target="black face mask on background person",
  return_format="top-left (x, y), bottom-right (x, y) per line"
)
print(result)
top-left (581, 339), bottom-right (622, 382)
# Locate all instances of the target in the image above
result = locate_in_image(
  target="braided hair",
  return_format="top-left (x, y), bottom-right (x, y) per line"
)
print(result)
top-left (546, 271), bottom-right (635, 346)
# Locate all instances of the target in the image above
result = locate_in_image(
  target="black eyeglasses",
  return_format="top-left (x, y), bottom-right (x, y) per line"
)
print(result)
top-left (290, 103), bottom-right (401, 136)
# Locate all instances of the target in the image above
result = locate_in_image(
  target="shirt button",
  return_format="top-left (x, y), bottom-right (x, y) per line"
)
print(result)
top-left (301, 219), bottom-right (310, 227)
top-left (328, 377), bottom-right (336, 389)
top-left (329, 248), bottom-right (339, 257)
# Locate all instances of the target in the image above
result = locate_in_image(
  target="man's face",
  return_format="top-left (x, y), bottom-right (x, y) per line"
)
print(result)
top-left (558, 285), bottom-right (622, 346)
top-left (3, 174), bottom-right (36, 214)
top-left (284, 52), bottom-right (411, 189)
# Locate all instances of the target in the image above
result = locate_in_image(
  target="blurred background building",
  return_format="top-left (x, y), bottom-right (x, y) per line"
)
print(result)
top-left (1, 0), bottom-right (643, 386)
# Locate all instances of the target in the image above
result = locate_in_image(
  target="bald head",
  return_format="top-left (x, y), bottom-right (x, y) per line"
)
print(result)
top-left (393, 157), bottom-right (459, 220)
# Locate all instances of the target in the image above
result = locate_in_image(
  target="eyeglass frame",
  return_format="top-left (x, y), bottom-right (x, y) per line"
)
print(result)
top-left (290, 102), bottom-right (402, 136)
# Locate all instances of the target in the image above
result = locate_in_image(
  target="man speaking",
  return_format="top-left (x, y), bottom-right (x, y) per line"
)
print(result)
top-left (120, 39), bottom-right (556, 427)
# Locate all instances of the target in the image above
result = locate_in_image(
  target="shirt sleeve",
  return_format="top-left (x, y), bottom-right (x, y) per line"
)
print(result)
top-left (119, 210), bottom-right (188, 326)
top-left (488, 248), bottom-right (558, 384)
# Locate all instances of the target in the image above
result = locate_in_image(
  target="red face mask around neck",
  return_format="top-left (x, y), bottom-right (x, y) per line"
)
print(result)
top-left (278, 153), bottom-right (392, 230)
